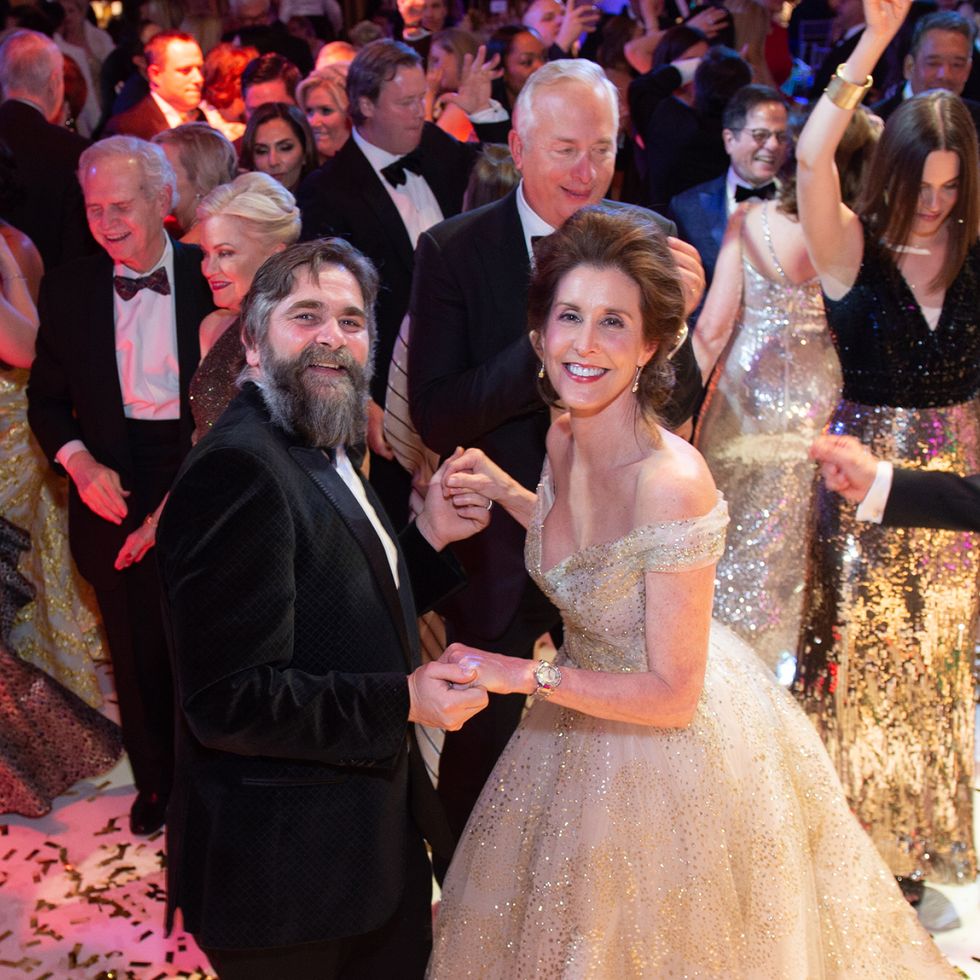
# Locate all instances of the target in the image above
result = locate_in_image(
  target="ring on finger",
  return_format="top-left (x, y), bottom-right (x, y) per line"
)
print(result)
top-left (485, 499), bottom-right (494, 511)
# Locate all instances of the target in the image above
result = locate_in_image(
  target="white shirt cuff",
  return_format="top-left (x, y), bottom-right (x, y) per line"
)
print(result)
top-left (56, 439), bottom-right (89, 470)
top-left (468, 99), bottom-right (509, 123)
top-left (855, 460), bottom-right (893, 523)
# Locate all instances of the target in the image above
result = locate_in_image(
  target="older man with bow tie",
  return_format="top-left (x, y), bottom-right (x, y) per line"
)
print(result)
top-left (27, 136), bottom-right (214, 836)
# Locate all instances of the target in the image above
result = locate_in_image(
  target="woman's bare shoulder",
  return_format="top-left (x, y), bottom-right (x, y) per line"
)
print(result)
top-left (635, 430), bottom-right (717, 524)
top-left (199, 309), bottom-right (238, 358)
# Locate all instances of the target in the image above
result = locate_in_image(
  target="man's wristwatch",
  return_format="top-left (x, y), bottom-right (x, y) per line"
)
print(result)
top-left (533, 660), bottom-right (562, 699)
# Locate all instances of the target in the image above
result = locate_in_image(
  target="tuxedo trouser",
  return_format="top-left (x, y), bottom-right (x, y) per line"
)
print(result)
top-left (200, 831), bottom-right (433, 980)
top-left (433, 577), bottom-right (561, 881)
top-left (93, 419), bottom-right (181, 799)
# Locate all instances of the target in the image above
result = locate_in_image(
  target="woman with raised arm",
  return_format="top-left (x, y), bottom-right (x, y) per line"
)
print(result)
top-left (425, 205), bottom-right (954, 978)
top-left (794, 0), bottom-right (980, 890)
top-left (693, 108), bottom-right (878, 675)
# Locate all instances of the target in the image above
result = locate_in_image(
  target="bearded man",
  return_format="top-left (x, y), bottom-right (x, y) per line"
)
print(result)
top-left (156, 239), bottom-right (491, 978)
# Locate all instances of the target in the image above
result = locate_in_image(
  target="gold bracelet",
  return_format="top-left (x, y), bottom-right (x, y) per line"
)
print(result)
top-left (824, 64), bottom-right (873, 111)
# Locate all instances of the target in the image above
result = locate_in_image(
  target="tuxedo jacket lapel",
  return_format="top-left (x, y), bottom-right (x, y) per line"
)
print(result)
top-left (344, 142), bottom-right (415, 272)
top-left (289, 446), bottom-right (414, 668)
top-left (89, 255), bottom-right (135, 474)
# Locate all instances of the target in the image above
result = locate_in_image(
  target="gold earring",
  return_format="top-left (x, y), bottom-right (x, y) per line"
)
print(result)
top-left (538, 362), bottom-right (545, 380)
top-left (631, 366), bottom-right (642, 394)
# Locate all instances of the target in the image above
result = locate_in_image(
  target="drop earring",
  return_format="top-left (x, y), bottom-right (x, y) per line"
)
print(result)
top-left (631, 366), bottom-right (642, 394)
top-left (538, 362), bottom-right (545, 380)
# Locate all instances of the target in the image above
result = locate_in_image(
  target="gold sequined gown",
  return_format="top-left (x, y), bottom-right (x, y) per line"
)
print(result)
top-left (0, 367), bottom-right (106, 706)
top-left (696, 209), bottom-right (841, 672)
top-left (795, 231), bottom-right (980, 884)
top-left (428, 484), bottom-right (953, 979)
top-left (0, 515), bottom-right (122, 817)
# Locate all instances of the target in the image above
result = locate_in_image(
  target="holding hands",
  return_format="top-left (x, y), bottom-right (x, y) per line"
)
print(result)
top-left (440, 446), bottom-right (537, 529)
top-left (441, 642), bottom-right (535, 696)
top-left (415, 447), bottom-right (494, 550)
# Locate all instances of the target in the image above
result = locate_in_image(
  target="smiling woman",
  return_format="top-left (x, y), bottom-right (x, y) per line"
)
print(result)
top-left (189, 172), bottom-right (301, 437)
top-left (794, 0), bottom-right (980, 889)
top-left (240, 102), bottom-right (318, 193)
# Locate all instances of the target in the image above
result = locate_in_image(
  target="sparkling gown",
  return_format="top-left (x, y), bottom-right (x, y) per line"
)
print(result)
top-left (795, 229), bottom-right (980, 884)
top-left (0, 367), bottom-right (106, 706)
top-left (188, 317), bottom-right (244, 438)
top-left (696, 206), bottom-right (841, 672)
top-left (428, 480), bottom-right (953, 978)
top-left (0, 515), bottom-right (122, 817)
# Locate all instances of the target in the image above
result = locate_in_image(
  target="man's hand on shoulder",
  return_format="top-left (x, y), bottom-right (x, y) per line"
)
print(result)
top-left (66, 450), bottom-right (130, 524)
top-left (415, 448), bottom-right (492, 550)
top-left (407, 660), bottom-right (488, 730)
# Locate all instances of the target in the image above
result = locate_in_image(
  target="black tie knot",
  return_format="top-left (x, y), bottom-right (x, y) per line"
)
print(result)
top-left (734, 182), bottom-right (777, 203)
top-left (113, 267), bottom-right (170, 301)
top-left (381, 150), bottom-right (424, 188)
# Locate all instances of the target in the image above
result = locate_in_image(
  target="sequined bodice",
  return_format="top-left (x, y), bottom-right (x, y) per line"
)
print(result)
top-left (188, 318), bottom-right (245, 436)
top-left (824, 227), bottom-right (980, 408)
top-left (526, 479), bottom-right (728, 673)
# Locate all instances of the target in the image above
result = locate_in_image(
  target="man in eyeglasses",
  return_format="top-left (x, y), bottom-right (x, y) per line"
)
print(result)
top-left (669, 84), bottom-right (790, 285)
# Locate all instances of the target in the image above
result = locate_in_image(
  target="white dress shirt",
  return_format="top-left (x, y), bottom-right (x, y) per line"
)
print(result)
top-left (515, 180), bottom-right (556, 269)
top-left (856, 460), bottom-right (894, 524)
top-left (57, 237), bottom-right (181, 468)
top-left (334, 445), bottom-right (400, 588)
top-left (150, 90), bottom-right (190, 129)
top-left (353, 128), bottom-right (445, 249)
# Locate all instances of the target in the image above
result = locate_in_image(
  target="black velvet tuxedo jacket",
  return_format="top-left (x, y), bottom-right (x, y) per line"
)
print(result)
top-left (669, 174), bottom-right (726, 286)
top-left (882, 468), bottom-right (980, 532)
top-left (0, 99), bottom-right (93, 270)
top-left (157, 383), bottom-right (461, 950)
top-left (26, 240), bottom-right (213, 590)
top-left (408, 189), bottom-right (703, 647)
top-left (297, 123), bottom-right (478, 405)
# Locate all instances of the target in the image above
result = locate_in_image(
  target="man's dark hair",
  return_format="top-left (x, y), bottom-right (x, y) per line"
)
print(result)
top-left (241, 239), bottom-right (380, 355)
top-left (722, 83), bottom-right (784, 132)
top-left (346, 39), bottom-right (421, 127)
top-left (909, 10), bottom-right (977, 56)
top-left (694, 46), bottom-right (751, 117)
top-left (241, 52), bottom-right (301, 100)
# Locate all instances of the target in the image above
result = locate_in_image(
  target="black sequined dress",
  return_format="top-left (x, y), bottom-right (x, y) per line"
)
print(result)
top-left (188, 317), bottom-right (245, 439)
top-left (795, 227), bottom-right (980, 883)
top-left (0, 516), bottom-right (122, 817)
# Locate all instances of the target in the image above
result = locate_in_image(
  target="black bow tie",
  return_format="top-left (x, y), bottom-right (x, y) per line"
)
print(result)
top-left (113, 267), bottom-right (170, 301)
top-left (381, 150), bottom-right (423, 188)
top-left (734, 182), bottom-right (777, 203)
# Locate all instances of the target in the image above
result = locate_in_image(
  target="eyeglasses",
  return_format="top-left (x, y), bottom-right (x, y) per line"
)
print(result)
top-left (734, 128), bottom-right (793, 147)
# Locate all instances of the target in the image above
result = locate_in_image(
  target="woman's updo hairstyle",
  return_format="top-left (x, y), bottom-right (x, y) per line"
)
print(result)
top-left (528, 204), bottom-right (685, 425)
top-left (196, 171), bottom-right (302, 247)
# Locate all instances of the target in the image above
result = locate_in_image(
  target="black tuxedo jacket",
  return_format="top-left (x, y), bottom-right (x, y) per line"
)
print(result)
top-left (297, 123), bottom-right (478, 405)
top-left (157, 383), bottom-right (462, 949)
top-left (408, 189), bottom-right (702, 646)
top-left (26, 240), bottom-right (213, 589)
top-left (669, 174), bottom-right (726, 285)
top-left (872, 89), bottom-right (980, 133)
top-left (103, 94), bottom-right (205, 140)
top-left (882, 468), bottom-right (980, 532)
top-left (0, 99), bottom-right (93, 270)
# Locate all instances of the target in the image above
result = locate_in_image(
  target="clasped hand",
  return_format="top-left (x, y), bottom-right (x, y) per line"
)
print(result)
top-left (440, 643), bottom-right (535, 697)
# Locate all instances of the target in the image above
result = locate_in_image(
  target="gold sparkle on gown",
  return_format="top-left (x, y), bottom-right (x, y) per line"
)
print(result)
top-left (696, 212), bottom-right (841, 673)
top-left (795, 231), bottom-right (980, 885)
top-left (0, 368), bottom-right (106, 707)
top-left (428, 479), bottom-right (955, 979)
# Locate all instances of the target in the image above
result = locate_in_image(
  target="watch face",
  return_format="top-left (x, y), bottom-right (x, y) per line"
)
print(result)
top-left (535, 662), bottom-right (560, 688)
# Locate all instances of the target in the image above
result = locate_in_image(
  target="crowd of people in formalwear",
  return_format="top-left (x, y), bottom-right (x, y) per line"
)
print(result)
top-left (0, 0), bottom-right (978, 972)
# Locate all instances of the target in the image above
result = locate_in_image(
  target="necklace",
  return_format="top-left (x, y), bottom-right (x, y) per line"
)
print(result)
top-left (884, 242), bottom-right (932, 256)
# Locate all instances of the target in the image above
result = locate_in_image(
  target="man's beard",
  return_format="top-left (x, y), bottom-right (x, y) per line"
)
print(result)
top-left (258, 341), bottom-right (372, 450)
